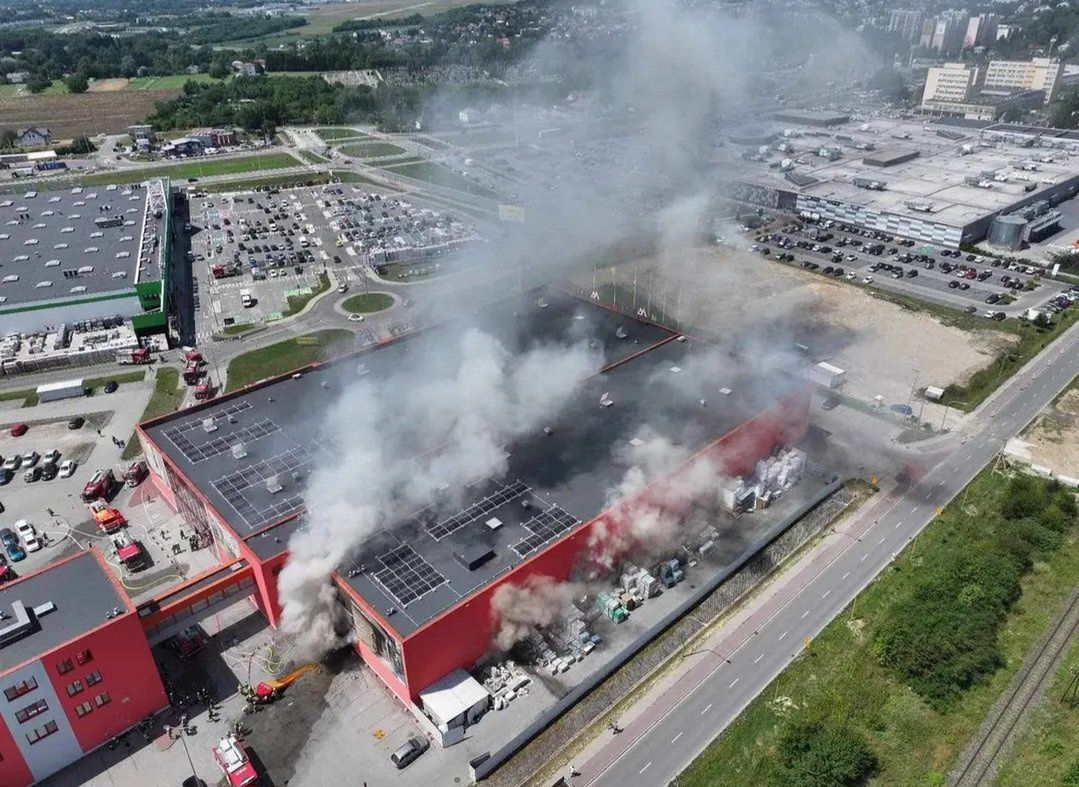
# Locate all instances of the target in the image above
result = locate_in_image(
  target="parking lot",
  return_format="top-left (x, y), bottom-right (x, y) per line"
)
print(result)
top-left (751, 222), bottom-right (1075, 318)
top-left (185, 183), bottom-right (481, 341)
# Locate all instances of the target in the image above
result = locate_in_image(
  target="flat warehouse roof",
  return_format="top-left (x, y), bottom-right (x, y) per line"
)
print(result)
top-left (0, 180), bottom-right (166, 310)
top-left (0, 551), bottom-right (125, 672)
top-left (724, 115), bottom-right (1079, 228)
top-left (145, 290), bottom-right (801, 637)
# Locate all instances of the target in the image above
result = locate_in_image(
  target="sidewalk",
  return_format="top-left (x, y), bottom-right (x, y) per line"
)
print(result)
top-left (565, 481), bottom-right (907, 785)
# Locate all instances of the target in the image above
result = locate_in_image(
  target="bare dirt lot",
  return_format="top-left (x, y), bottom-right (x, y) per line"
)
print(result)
top-left (0, 90), bottom-right (176, 138)
top-left (87, 78), bottom-right (129, 93)
top-left (1012, 387), bottom-right (1079, 476)
top-left (582, 247), bottom-right (1016, 410)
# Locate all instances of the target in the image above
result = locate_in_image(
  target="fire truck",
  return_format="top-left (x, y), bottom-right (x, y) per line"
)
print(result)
top-left (194, 382), bottom-right (214, 401)
top-left (211, 261), bottom-right (242, 279)
top-left (111, 530), bottom-right (146, 572)
top-left (87, 498), bottom-right (126, 533)
top-left (116, 347), bottom-right (151, 365)
top-left (183, 361), bottom-right (204, 386)
top-left (212, 734), bottom-right (259, 787)
top-left (81, 468), bottom-right (118, 503)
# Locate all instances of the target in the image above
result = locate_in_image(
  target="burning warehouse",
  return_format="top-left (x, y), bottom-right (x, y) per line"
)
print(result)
top-left (137, 288), bottom-right (809, 711)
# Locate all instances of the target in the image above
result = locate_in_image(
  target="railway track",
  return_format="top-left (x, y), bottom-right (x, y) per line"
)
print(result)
top-left (950, 581), bottom-right (1079, 786)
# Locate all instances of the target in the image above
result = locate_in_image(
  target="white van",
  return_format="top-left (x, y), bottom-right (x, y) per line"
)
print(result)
top-left (240, 289), bottom-right (254, 308)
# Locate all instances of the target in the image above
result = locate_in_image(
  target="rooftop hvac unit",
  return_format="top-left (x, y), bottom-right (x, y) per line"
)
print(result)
top-left (231, 442), bottom-right (248, 460)
top-left (266, 475), bottom-right (284, 494)
top-left (599, 392), bottom-right (614, 408)
top-left (202, 418), bottom-right (218, 433)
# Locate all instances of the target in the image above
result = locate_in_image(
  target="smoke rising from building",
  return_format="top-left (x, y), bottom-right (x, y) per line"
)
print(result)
top-left (281, 0), bottom-right (880, 655)
top-left (278, 330), bottom-right (603, 656)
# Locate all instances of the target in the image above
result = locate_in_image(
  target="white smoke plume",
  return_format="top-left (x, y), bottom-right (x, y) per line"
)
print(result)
top-left (489, 575), bottom-right (584, 652)
top-left (587, 427), bottom-right (730, 571)
top-left (278, 328), bottom-right (603, 657)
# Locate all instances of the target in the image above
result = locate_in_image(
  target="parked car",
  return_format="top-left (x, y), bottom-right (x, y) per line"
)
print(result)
top-left (103, 380), bottom-right (119, 394)
top-left (23, 466), bottom-right (41, 483)
top-left (9, 423), bottom-right (27, 437)
top-left (58, 460), bottom-right (78, 479)
top-left (390, 737), bottom-right (429, 769)
top-left (15, 521), bottom-right (40, 553)
top-left (67, 416), bottom-right (85, 430)
top-left (21, 451), bottom-right (39, 467)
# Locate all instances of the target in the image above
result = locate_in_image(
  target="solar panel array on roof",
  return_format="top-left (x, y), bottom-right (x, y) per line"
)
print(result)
top-left (164, 418), bottom-right (281, 464)
top-left (424, 479), bottom-right (529, 540)
top-left (211, 445), bottom-right (317, 529)
top-left (512, 505), bottom-right (579, 558)
top-left (372, 545), bottom-right (447, 606)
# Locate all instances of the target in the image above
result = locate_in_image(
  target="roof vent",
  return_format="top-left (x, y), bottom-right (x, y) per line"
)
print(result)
top-left (231, 442), bottom-right (248, 460)
top-left (719, 387), bottom-right (732, 396)
top-left (616, 326), bottom-right (628, 339)
top-left (453, 543), bottom-right (496, 571)
top-left (485, 517), bottom-right (503, 530)
top-left (536, 296), bottom-right (547, 308)
top-left (32, 602), bottom-right (56, 617)
top-left (202, 418), bottom-right (218, 433)
top-left (266, 475), bottom-right (283, 494)
top-left (599, 391), bottom-right (614, 408)
top-left (669, 366), bottom-right (682, 374)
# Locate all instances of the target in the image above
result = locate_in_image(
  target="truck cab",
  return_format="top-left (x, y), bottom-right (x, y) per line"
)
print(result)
top-left (87, 498), bottom-right (126, 532)
top-left (111, 531), bottom-right (146, 572)
top-left (213, 734), bottom-right (259, 786)
top-left (81, 469), bottom-right (117, 503)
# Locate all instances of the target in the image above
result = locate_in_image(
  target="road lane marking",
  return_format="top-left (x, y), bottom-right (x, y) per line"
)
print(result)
top-left (910, 506), bottom-right (917, 514)
top-left (640, 762), bottom-right (652, 775)
top-left (779, 630), bottom-right (788, 641)
top-left (860, 554), bottom-right (868, 562)
top-left (671, 732), bottom-right (683, 743)
top-left (701, 704), bottom-right (712, 715)
top-left (754, 654), bottom-right (764, 664)
top-left (728, 678), bottom-right (740, 689)
top-left (966, 454), bottom-right (972, 461)
top-left (878, 537), bottom-right (886, 545)
top-left (925, 493), bottom-right (932, 500)
top-left (801, 610), bottom-right (810, 619)
top-left (842, 571), bottom-right (850, 580)
top-left (895, 520), bottom-right (902, 528)
top-left (821, 589), bottom-right (831, 599)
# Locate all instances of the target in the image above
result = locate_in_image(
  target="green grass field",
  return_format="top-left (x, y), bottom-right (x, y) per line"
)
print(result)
top-left (222, 323), bottom-right (259, 335)
top-left (337, 140), bottom-right (405, 158)
top-left (316, 127), bottom-right (366, 141)
top-left (203, 171), bottom-right (331, 193)
top-left (126, 74), bottom-right (222, 91)
top-left (679, 470), bottom-right (1079, 787)
top-left (81, 152), bottom-right (299, 187)
top-left (225, 329), bottom-right (353, 392)
top-left (0, 388), bottom-right (38, 407)
top-left (281, 272), bottom-right (330, 318)
top-left (995, 629), bottom-right (1079, 785)
top-left (83, 370), bottom-right (147, 393)
top-left (341, 292), bottom-right (393, 314)
top-left (381, 160), bottom-right (500, 198)
top-left (123, 367), bottom-right (185, 460)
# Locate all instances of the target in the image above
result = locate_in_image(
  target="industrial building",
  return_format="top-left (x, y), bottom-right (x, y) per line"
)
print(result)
top-left (135, 289), bottom-right (810, 707)
top-left (0, 551), bottom-right (169, 785)
top-left (723, 116), bottom-right (1079, 247)
top-left (0, 178), bottom-right (172, 334)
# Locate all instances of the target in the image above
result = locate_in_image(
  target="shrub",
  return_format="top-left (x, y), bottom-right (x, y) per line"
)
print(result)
top-left (771, 722), bottom-right (877, 787)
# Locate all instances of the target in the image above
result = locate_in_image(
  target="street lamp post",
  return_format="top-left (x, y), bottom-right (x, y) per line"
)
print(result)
top-left (940, 400), bottom-right (969, 431)
top-left (994, 352), bottom-right (1020, 387)
top-left (177, 727), bottom-right (201, 785)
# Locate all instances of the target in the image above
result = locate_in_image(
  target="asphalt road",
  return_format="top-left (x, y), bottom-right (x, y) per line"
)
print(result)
top-left (585, 320), bottom-right (1079, 787)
